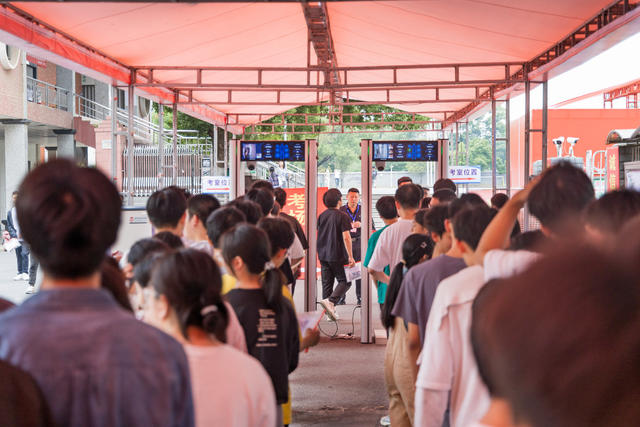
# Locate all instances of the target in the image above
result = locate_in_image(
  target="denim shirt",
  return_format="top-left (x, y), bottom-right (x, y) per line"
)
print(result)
top-left (0, 288), bottom-right (195, 427)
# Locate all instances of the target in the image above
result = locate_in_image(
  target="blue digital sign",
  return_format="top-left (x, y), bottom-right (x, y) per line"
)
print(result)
top-left (240, 141), bottom-right (305, 162)
top-left (372, 141), bottom-right (438, 162)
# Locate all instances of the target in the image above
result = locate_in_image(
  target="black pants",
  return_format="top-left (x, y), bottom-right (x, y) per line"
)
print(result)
top-left (320, 260), bottom-right (350, 305)
top-left (28, 252), bottom-right (39, 286)
top-left (339, 238), bottom-right (362, 303)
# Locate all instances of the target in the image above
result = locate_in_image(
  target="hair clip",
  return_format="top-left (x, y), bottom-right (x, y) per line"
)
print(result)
top-left (201, 305), bottom-right (218, 316)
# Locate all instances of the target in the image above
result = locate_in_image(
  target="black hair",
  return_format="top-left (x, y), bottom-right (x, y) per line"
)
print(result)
top-left (432, 188), bottom-right (457, 204)
top-left (347, 188), bottom-right (359, 194)
top-left (222, 224), bottom-right (284, 312)
top-left (509, 230), bottom-right (546, 252)
top-left (376, 196), bottom-right (398, 220)
top-left (395, 183), bottom-right (422, 210)
top-left (150, 249), bottom-right (229, 343)
top-left (206, 206), bottom-right (247, 248)
top-left (420, 197), bottom-right (432, 209)
top-left (187, 194), bottom-right (220, 226)
top-left (250, 179), bottom-right (275, 193)
top-left (257, 217), bottom-right (295, 257)
top-left (146, 186), bottom-right (187, 229)
top-left (490, 193), bottom-right (509, 209)
top-left (584, 190), bottom-right (640, 234)
top-left (433, 178), bottom-right (457, 193)
top-left (528, 161), bottom-right (594, 234)
top-left (274, 187), bottom-right (287, 208)
top-left (414, 208), bottom-right (429, 227)
top-left (17, 160), bottom-right (121, 278)
top-left (397, 176), bottom-right (413, 186)
top-left (133, 251), bottom-right (168, 289)
top-left (127, 238), bottom-right (171, 267)
top-left (459, 193), bottom-right (487, 206)
top-left (452, 206), bottom-right (497, 250)
top-left (152, 231), bottom-right (184, 249)
top-left (101, 256), bottom-right (134, 312)
top-left (381, 234), bottom-right (434, 329)
top-left (422, 204), bottom-right (448, 238)
top-left (323, 188), bottom-right (342, 208)
top-left (472, 245), bottom-right (640, 427)
top-left (245, 188), bottom-right (274, 217)
top-left (229, 199), bottom-right (263, 224)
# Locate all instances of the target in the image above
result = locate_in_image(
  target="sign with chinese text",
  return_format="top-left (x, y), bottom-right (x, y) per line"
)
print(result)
top-left (201, 176), bottom-right (231, 194)
top-left (448, 166), bottom-right (482, 183)
top-left (606, 146), bottom-right (619, 191)
top-left (280, 187), bottom-right (328, 279)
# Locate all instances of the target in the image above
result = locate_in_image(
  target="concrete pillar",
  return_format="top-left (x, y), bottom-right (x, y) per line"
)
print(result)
top-left (53, 129), bottom-right (76, 160)
top-left (1, 119), bottom-right (29, 217)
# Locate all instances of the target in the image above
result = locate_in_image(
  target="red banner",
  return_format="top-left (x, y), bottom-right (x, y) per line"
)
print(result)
top-left (606, 145), bottom-right (619, 191)
top-left (281, 187), bottom-right (328, 279)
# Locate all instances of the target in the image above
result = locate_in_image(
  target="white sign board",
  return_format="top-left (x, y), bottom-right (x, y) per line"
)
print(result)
top-left (448, 166), bottom-right (482, 184)
top-left (202, 176), bottom-right (231, 194)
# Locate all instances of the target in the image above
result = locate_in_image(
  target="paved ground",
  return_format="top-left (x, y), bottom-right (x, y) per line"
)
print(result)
top-left (0, 251), bottom-right (389, 426)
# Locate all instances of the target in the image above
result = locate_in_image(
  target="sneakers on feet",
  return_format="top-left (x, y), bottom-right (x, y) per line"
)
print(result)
top-left (379, 415), bottom-right (391, 426)
top-left (13, 274), bottom-right (23, 281)
top-left (319, 299), bottom-right (339, 321)
top-left (25, 285), bottom-right (35, 294)
top-left (21, 273), bottom-right (29, 280)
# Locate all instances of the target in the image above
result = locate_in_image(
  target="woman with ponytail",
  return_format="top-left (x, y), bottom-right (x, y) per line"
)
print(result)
top-left (382, 234), bottom-right (434, 427)
top-left (144, 248), bottom-right (276, 427)
top-left (223, 224), bottom-right (300, 426)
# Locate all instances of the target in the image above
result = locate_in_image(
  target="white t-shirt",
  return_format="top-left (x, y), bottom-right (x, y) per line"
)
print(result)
top-left (367, 218), bottom-right (414, 272)
top-left (185, 344), bottom-right (276, 427)
top-left (416, 265), bottom-right (490, 427)
top-left (483, 249), bottom-right (541, 282)
top-left (224, 301), bottom-right (248, 353)
top-left (184, 238), bottom-right (215, 258)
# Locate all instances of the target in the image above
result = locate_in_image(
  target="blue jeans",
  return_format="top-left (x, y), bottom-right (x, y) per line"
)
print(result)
top-left (15, 243), bottom-right (29, 274)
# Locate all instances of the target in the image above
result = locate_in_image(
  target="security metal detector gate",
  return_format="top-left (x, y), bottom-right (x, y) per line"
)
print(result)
top-left (230, 139), bottom-right (319, 314)
top-left (359, 139), bottom-right (447, 343)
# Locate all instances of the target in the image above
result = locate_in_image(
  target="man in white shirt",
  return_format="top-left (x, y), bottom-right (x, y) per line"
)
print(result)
top-left (368, 184), bottom-right (422, 284)
top-left (473, 162), bottom-right (595, 281)
top-left (415, 205), bottom-right (496, 427)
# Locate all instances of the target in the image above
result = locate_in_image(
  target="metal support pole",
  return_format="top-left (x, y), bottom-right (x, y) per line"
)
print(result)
top-left (213, 124), bottom-right (218, 176)
top-left (524, 72), bottom-right (531, 230)
top-left (465, 120), bottom-right (470, 193)
top-left (541, 79), bottom-right (549, 172)
top-left (505, 98), bottom-right (511, 195)
top-left (158, 103), bottom-right (165, 189)
top-left (110, 85), bottom-right (117, 186)
top-left (224, 122), bottom-right (229, 176)
top-left (304, 139), bottom-right (319, 313)
top-left (360, 139), bottom-right (373, 344)
top-left (231, 139), bottom-right (244, 198)
top-left (491, 93), bottom-right (497, 195)
top-left (455, 121), bottom-right (460, 165)
top-left (172, 94), bottom-right (178, 185)
top-left (438, 138), bottom-right (449, 180)
top-left (126, 79), bottom-right (135, 206)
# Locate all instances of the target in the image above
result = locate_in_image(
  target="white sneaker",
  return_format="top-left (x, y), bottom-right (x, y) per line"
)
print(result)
top-left (13, 274), bottom-right (22, 281)
top-left (380, 415), bottom-right (391, 426)
top-left (21, 273), bottom-right (29, 280)
top-left (319, 299), bottom-right (339, 321)
top-left (25, 285), bottom-right (35, 294)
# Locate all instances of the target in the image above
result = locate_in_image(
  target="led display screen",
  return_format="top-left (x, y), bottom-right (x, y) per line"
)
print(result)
top-left (240, 141), bottom-right (305, 162)
top-left (372, 141), bottom-right (438, 162)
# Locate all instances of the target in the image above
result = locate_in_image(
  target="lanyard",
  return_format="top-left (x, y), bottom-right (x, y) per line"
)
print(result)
top-left (346, 204), bottom-right (360, 223)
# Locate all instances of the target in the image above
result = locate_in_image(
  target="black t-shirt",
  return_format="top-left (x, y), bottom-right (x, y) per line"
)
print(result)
top-left (226, 289), bottom-right (299, 404)
top-left (317, 208), bottom-right (351, 263)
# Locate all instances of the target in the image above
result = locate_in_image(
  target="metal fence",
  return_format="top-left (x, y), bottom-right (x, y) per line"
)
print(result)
top-left (26, 77), bottom-right (70, 111)
top-left (122, 143), bottom-right (212, 197)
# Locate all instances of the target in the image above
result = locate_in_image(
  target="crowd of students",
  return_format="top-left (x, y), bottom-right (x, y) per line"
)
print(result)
top-left (1, 158), bottom-right (639, 427)
top-left (0, 159), bottom-right (318, 427)
top-left (364, 163), bottom-right (640, 427)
